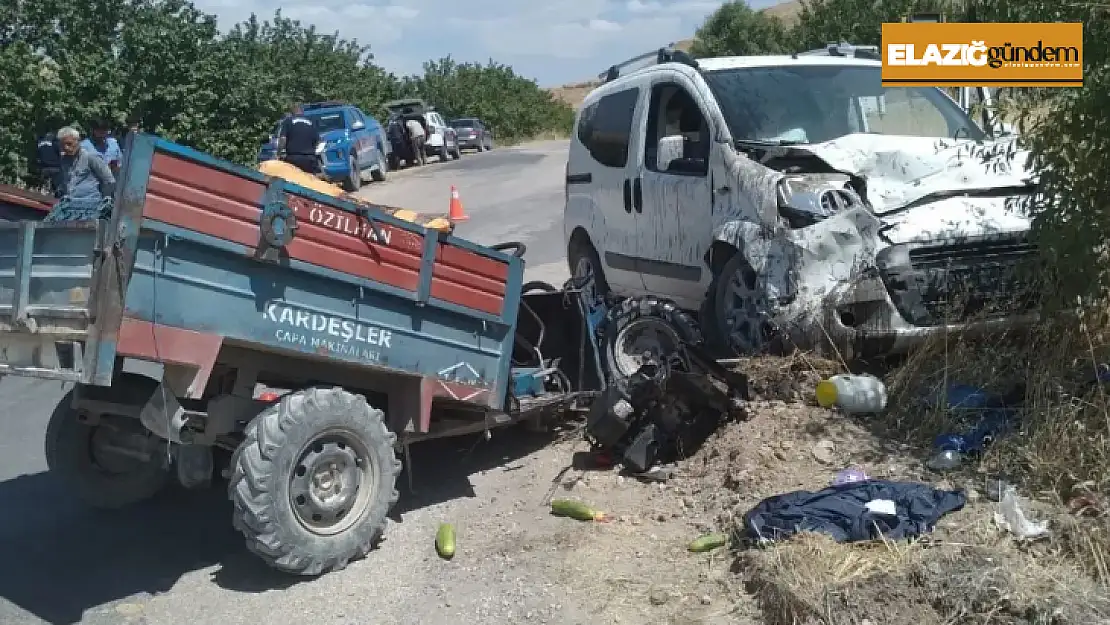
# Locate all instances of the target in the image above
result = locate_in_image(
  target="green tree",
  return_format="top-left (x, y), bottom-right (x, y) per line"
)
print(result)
top-left (401, 57), bottom-right (573, 143)
top-left (0, 0), bottom-right (573, 186)
top-left (689, 1), bottom-right (794, 57)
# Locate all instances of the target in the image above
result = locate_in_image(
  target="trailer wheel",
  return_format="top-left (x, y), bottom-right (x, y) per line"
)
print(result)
top-left (600, 296), bottom-right (703, 384)
top-left (44, 380), bottom-right (171, 509)
top-left (228, 387), bottom-right (401, 576)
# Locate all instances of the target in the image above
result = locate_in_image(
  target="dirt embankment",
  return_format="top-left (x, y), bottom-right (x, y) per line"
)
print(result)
top-left (536, 345), bottom-right (1110, 625)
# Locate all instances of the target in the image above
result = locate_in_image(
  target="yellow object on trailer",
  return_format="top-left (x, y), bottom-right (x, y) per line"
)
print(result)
top-left (257, 159), bottom-right (455, 234)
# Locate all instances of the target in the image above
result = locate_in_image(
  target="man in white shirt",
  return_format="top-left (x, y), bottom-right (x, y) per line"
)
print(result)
top-left (404, 117), bottom-right (427, 166)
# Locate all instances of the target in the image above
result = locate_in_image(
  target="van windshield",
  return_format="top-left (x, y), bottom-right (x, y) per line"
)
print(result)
top-left (703, 64), bottom-right (986, 145)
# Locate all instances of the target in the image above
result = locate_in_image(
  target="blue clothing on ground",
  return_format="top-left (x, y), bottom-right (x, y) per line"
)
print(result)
top-left (742, 480), bottom-right (966, 544)
top-left (81, 136), bottom-right (123, 168)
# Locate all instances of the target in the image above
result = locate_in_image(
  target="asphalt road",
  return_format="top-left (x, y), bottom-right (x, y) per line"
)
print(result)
top-left (0, 140), bottom-right (572, 625)
top-left (361, 140), bottom-right (572, 288)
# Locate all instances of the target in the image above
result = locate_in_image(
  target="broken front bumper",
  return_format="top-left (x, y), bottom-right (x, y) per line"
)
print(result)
top-left (819, 232), bottom-right (1040, 357)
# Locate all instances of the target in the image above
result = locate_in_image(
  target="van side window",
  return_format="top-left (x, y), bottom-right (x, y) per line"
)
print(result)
top-left (644, 84), bottom-right (709, 176)
top-left (577, 88), bottom-right (639, 168)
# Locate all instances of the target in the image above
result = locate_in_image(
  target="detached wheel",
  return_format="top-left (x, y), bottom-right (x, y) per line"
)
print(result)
top-left (45, 377), bottom-right (170, 510)
top-left (229, 387), bottom-right (401, 576)
top-left (601, 297), bottom-right (702, 383)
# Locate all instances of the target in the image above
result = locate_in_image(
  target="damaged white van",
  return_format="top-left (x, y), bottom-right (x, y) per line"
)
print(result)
top-left (563, 45), bottom-right (1038, 359)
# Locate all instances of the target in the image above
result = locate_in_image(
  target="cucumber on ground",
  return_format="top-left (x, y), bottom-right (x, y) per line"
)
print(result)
top-left (687, 533), bottom-right (728, 553)
top-left (550, 499), bottom-right (606, 521)
top-left (436, 523), bottom-right (456, 559)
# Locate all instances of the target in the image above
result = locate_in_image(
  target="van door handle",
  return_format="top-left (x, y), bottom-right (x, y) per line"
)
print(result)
top-left (632, 177), bottom-right (642, 213)
top-left (622, 179), bottom-right (632, 213)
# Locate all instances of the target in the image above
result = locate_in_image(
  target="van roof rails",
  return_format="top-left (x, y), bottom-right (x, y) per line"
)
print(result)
top-left (795, 42), bottom-right (880, 60)
top-left (598, 45), bottom-right (700, 83)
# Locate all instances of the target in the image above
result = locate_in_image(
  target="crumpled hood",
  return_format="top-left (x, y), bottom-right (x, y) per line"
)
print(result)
top-left (800, 134), bottom-right (1033, 209)
top-left (795, 133), bottom-right (1034, 243)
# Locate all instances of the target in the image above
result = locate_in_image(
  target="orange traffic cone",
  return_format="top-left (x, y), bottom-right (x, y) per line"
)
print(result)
top-left (448, 185), bottom-right (469, 221)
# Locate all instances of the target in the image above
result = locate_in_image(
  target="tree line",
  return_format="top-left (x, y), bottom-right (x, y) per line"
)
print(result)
top-left (691, 0), bottom-right (1110, 307)
top-left (0, 0), bottom-right (574, 184)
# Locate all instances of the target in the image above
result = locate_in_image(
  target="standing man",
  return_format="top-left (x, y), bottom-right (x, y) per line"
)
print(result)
top-left (277, 104), bottom-right (321, 174)
top-left (35, 128), bottom-right (64, 198)
top-left (405, 116), bottom-right (427, 166)
top-left (44, 126), bottom-right (117, 222)
top-left (81, 119), bottom-right (123, 175)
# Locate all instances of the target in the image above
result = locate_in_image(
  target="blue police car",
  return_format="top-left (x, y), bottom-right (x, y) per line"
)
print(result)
top-left (257, 101), bottom-right (391, 191)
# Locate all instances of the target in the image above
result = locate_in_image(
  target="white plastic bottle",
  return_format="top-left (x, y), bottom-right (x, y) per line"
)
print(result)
top-left (815, 374), bottom-right (888, 414)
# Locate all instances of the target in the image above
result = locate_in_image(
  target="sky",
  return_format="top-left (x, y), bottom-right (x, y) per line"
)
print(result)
top-left (191, 0), bottom-right (784, 87)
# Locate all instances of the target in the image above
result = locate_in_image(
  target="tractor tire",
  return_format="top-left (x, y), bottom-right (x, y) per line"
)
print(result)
top-left (44, 375), bottom-right (171, 509)
top-left (228, 387), bottom-right (402, 576)
top-left (599, 296), bottom-right (702, 385)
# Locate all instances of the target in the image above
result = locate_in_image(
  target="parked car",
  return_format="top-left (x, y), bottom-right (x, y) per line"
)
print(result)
top-left (565, 46), bottom-right (1037, 361)
top-left (385, 112), bottom-right (430, 169)
top-left (385, 99), bottom-right (461, 162)
top-left (449, 118), bottom-right (494, 152)
top-left (257, 101), bottom-right (390, 191)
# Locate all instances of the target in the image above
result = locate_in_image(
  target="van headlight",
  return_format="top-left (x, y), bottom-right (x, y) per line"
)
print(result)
top-left (315, 141), bottom-right (326, 155)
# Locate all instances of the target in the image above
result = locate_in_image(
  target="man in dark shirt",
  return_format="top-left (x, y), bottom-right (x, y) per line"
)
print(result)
top-left (35, 129), bottom-right (64, 197)
top-left (278, 104), bottom-right (321, 174)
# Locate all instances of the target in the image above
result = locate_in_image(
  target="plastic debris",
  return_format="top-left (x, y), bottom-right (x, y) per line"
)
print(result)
top-left (832, 467), bottom-right (869, 486)
top-left (815, 374), bottom-right (887, 414)
top-left (994, 487), bottom-right (1049, 540)
top-left (864, 498), bottom-right (897, 516)
top-left (926, 449), bottom-right (964, 471)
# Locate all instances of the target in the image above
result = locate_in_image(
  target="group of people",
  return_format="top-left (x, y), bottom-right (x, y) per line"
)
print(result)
top-left (33, 117), bottom-right (141, 221)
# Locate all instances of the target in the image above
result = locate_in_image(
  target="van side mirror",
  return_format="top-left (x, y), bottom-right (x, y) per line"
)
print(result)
top-left (656, 135), bottom-right (684, 171)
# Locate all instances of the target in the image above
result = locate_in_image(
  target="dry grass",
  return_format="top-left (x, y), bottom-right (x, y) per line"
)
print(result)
top-left (742, 531), bottom-right (1110, 625)
top-left (763, 0), bottom-right (804, 24)
top-left (548, 81), bottom-right (600, 110)
top-left (720, 275), bottom-right (1110, 622)
top-left (878, 305), bottom-right (1110, 578)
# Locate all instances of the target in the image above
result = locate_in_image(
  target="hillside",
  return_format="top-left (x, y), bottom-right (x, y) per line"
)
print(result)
top-left (548, 0), bottom-right (802, 109)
